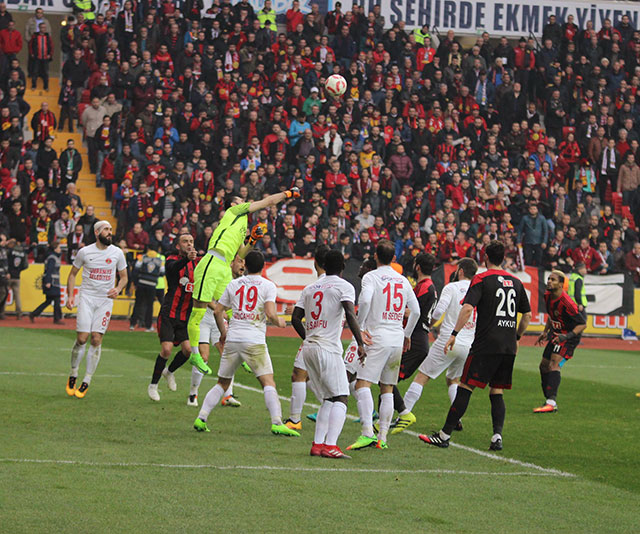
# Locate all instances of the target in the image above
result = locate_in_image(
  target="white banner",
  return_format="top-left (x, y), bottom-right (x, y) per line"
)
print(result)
top-left (6, 0), bottom-right (73, 13)
top-left (346, 0), bottom-right (640, 36)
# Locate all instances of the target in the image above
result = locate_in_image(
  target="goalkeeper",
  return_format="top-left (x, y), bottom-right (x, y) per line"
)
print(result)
top-left (188, 190), bottom-right (300, 374)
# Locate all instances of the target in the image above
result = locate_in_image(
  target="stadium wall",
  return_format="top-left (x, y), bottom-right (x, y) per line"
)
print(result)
top-left (5, 259), bottom-right (638, 337)
top-left (345, 0), bottom-right (640, 36)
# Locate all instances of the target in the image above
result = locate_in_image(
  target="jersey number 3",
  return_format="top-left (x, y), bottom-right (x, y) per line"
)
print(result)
top-left (310, 291), bottom-right (324, 320)
top-left (496, 288), bottom-right (516, 318)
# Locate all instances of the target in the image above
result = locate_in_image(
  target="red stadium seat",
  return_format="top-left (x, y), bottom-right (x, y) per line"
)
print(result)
top-left (562, 126), bottom-right (575, 140)
top-left (612, 192), bottom-right (623, 215)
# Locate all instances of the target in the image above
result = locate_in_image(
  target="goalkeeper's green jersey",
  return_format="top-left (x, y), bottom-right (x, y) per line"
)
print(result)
top-left (207, 202), bottom-right (251, 262)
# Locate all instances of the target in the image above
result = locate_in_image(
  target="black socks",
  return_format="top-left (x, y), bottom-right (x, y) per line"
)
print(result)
top-left (490, 393), bottom-right (506, 435)
top-left (168, 350), bottom-right (189, 373)
top-left (151, 355), bottom-right (166, 385)
top-left (443, 387), bottom-right (472, 435)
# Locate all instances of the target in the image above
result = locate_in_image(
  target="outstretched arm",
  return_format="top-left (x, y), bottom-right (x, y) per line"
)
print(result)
top-left (247, 188), bottom-right (300, 214)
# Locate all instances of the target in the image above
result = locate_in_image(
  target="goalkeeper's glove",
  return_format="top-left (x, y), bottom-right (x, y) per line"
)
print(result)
top-left (248, 222), bottom-right (267, 246)
top-left (284, 186), bottom-right (301, 199)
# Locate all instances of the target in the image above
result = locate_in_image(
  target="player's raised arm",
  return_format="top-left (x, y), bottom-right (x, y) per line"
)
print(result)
top-left (291, 306), bottom-right (306, 340)
top-left (247, 188), bottom-right (300, 214)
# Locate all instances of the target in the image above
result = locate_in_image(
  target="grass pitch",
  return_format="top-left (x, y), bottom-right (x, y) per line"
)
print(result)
top-left (0, 327), bottom-right (639, 533)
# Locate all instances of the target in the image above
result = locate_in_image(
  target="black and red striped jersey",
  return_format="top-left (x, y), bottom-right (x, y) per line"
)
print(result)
top-left (411, 277), bottom-right (437, 343)
top-left (463, 269), bottom-right (531, 356)
top-left (161, 254), bottom-right (198, 321)
top-left (544, 291), bottom-right (586, 334)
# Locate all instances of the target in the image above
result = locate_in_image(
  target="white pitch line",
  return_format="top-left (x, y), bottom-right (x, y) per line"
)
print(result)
top-left (232, 382), bottom-right (577, 478)
top-left (0, 371), bottom-right (124, 378)
top-left (0, 458), bottom-right (564, 477)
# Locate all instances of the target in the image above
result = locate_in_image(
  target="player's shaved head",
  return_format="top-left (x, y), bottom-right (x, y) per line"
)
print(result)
top-left (375, 239), bottom-right (395, 265)
top-left (485, 240), bottom-right (505, 266)
top-left (324, 250), bottom-right (345, 275)
top-left (245, 250), bottom-right (265, 274)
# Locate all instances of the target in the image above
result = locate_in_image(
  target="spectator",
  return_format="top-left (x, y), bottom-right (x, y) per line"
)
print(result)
top-left (625, 242), bottom-right (640, 287)
top-left (0, 20), bottom-right (22, 59)
top-left (130, 248), bottom-right (164, 331)
top-left (28, 22), bottom-right (52, 90)
top-left (29, 241), bottom-right (62, 324)
top-left (126, 222), bottom-right (149, 251)
top-left (518, 203), bottom-right (548, 266)
top-left (6, 238), bottom-right (27, 318)
top-left (0, 232), bottom-right (8, 319)
top-left (81, 97), bottom-right (107, 174)
top-left (617, 152), bottom-right (640, 206)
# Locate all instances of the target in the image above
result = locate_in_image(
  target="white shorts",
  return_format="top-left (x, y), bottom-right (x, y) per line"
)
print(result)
top-left (76, 293), bottom-right (113, 334)
top-left (292, 343), bottom-right (306, 371)
top-left (218, 341), bottom-right (273, 379)
top-left (302, 343), bottom-right (349, 400)
top-left (199, 310), bottom-right (223, 345)
top-left (343, 340), bottom-right (359, 375)
top-left (419, 340), bottom-right (471, 380)
top-left (356, 344), bottom-right (403, 385)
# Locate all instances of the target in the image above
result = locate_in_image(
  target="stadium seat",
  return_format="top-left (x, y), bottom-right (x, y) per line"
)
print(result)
top-left (562, 126), bottom-right (576, 140)
top-left (612, 192), bottom-right (623, 214)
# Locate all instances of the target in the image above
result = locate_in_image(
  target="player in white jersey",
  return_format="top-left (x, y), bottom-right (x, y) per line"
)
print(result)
top-left (398, 258), bottom-right (478, 432)
top-left (193, 252), bottom-right (299, 436)
top-left (65, 221), bottom-right (127, 398)
top-left (284, 245), bottom-right (330, 431)
top-left (291, 250), bottom-right (368, 459)
top-left (188, 255), bottom-right (245, 407)
top-left (348, 240), bottom-right (420, 451)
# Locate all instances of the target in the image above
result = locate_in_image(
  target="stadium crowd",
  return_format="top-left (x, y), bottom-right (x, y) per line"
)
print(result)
top-left (2, 0), bottom-right (640, 322)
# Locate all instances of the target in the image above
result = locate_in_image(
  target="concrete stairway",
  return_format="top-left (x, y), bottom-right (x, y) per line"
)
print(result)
top-left (23, 78), bottom-right (116, 227)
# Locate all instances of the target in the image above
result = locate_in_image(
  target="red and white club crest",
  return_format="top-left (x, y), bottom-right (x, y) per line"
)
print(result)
top-left (106, 258), bottom-right (112, 264)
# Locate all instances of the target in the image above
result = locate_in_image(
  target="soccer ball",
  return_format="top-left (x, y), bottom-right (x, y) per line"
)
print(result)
top-left (325, 74), bottom-right (347, 98)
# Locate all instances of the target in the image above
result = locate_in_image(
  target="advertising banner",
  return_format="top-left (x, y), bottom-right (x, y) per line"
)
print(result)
top-left (6, 0), bottom-right (73, 13)
top-left (4, 259), bottom-right (637, 336)
top-left (346, 0), bottom-right (640, 37)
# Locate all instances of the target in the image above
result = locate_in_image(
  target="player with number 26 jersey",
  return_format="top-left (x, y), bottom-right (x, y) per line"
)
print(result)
top-left (463, 269), bottom-right (531, 358)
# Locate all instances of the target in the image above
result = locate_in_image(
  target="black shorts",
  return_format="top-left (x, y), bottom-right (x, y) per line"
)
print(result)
top-left (543, 337), bottom-right (579, 361)
top-left (157, 313), bottom-right (189, 346)
top-left (398, 343), bottom-right (429, 381)
top-left (461, 352), bottom-right (515, 390)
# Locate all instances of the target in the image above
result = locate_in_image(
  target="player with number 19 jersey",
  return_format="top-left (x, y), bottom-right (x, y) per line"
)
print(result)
top-left (463, 270), bottom-right (531, 357)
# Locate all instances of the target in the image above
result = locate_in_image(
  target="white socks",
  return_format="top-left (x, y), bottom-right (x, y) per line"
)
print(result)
top-left (83, 344), bottom-right (102, 384)
top-left (349, 380), bottom-right (357, 398)
top-left (377, 392), bottom-right (394, 442)
top-left (198, 383), bottom-right (225, 421)
top-left (70, 341), bottom-right (87, 377)
top-left (290, 381), bottom-right (306, 423)
top-left (356, 387), bottom-right (375, 438)
top-left (492, 433), bottom-right (502, 443)
top-left (263, 385), bottom-right (282, 425)
top-left (190, 367), bottom-right (204, 396)
top-left (325, 401), bottom-right (347, 446)
top-left (448, 383), bottom-right (458, 405)
top-left (404, 382), bottom-right (423, 412)
top-left (314, 401), bottom-right (332, 445)
top-left (225, 377), bottom-right (234, 397)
